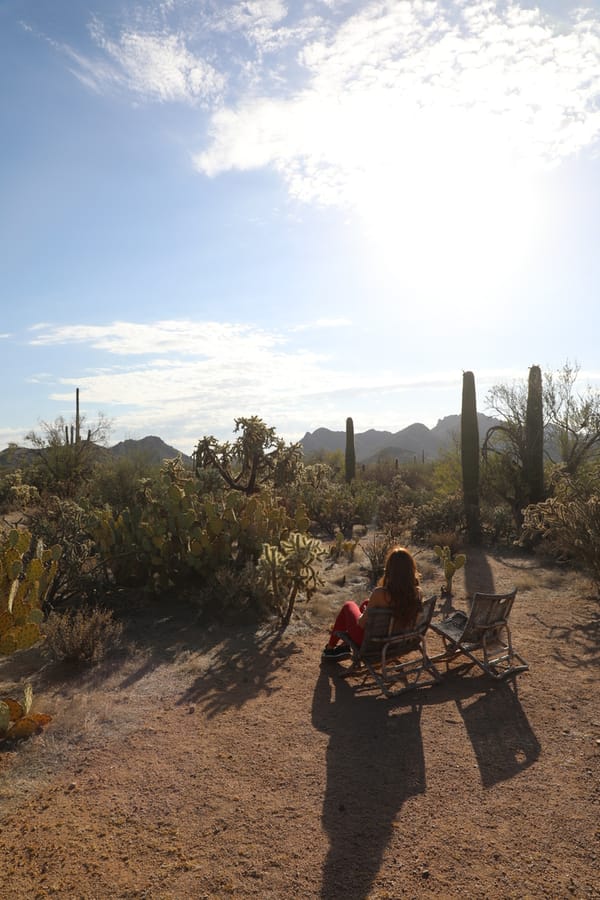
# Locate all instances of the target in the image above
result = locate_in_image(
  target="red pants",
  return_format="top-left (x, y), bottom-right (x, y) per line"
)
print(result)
top-left (328, 600), bottom-right (367, 649)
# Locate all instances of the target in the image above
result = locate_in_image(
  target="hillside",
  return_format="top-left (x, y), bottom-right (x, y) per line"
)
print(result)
top-left (0, 436), bottom-right (193, 470)
top-left (109, 435), bottom-right (193, 467)
top-left (300, 413), bottom-right (501, 463)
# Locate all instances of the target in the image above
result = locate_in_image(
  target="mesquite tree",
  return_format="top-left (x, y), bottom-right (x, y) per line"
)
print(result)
top-left (461, 370), bottom-right (481, 543)
top-left (345, 417), bottom-right (356, 484)
top-left (525, 364), bottom-right (544, 504)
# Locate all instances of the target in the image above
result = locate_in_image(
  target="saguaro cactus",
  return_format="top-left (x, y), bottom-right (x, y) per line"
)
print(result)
top-left (525, 364), bottom-right (544, 504)
top-left (345, 417), bottom-right (356, 484)
top-left (461, 371), bottom-right (481, 543)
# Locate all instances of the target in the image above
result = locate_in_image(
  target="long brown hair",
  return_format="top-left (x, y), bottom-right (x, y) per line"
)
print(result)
top-left (378, 546), bottom-right (422, 629)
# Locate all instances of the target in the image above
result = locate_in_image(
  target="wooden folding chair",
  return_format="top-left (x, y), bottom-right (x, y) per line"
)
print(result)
top-left (430, 588), bottom-right (529, 680)
top-left (334, 596), bottom-right (441, 698)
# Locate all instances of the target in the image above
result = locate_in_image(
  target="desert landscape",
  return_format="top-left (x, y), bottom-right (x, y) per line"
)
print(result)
top-left (0, 543), bottom-right (598, 899)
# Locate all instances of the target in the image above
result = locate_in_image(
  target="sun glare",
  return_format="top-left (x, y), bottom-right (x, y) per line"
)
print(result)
top-left (354, 111), bottom-right (540, 308)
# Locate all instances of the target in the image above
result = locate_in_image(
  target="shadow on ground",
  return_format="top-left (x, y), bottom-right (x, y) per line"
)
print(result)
top-left (531, 609), bottom-right (600, 669)
top-left (311, 667), bottom-right (426, 900)
top-left (176, 624), bottom-right (301, 717)
top-left (311, 665), bottom-right (540, 899)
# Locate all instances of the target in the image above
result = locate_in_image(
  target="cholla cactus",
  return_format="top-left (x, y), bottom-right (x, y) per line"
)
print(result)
top-left (433, 544), bottom-right (466, 595)
top-left (258, 532), bottom-right (326, 627)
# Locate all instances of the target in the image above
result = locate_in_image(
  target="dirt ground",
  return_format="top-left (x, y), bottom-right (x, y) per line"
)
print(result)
top-left (0, 544), bottom-right (599, 900)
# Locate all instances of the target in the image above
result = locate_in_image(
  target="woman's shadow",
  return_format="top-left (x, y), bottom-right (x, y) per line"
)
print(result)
top-left (312, 666), bottom-right (426, 900)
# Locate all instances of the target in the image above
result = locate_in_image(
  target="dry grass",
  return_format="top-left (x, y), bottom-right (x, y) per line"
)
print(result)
top-left (43, 606), bottom-right (124, 664)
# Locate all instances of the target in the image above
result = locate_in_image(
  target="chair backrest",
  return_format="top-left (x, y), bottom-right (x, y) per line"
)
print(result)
top-left (463, 589), bottom-right (517, 639)
top-left (362, 595), bottom-right (437, 648)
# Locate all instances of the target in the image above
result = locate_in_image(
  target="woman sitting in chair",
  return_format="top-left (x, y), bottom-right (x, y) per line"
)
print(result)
top-left (322, 546), bottom-right (423, 660)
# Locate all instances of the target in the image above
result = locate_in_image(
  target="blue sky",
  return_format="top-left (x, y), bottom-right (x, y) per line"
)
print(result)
top-left (2, 0), bottom-right (600, 455)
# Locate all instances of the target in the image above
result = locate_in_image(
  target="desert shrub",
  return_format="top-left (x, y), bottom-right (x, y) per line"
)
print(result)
top-left (481, 503), bottom-right (518, 545)
top-left (360, 530), bottom-right (399, 584)
top-left (375, 474), bottom-right (426, 532)
top-left (43, 606), bottom-right (123, 663)
top-left (428, 530), bottom-right (463, 555)
top-left (411, 493), bottom-right (465, 543)
top-left (87, 456), bottom-right (160, 513)
top-left (0, 470), bottom-right (40, 512)
top-left (521, 470), bottom-right (600, 589)
top-left (308, 481), bottom-right (379, 536)
top-left (195, 563), bottom-right (272, 624)
top-left (29, 497), bottom-right (98, 607)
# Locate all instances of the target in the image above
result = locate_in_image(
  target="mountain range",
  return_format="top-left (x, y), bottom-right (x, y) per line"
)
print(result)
top-left (0, 415), bottom-right (501, 470)
top-left (300, 414), bottom-right (501, 464)
top-left (0, 435), bottom-right (192, 469)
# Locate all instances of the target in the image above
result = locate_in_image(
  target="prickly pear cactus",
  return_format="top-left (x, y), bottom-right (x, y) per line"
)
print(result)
top-left (89, 459), bottom-right (311, 594)
top-left (0, 685), bottom-right (52, 742)
top-left (434, 544), bottom-right (466, 595)
top-left (0, 528), bottom-right (61, 656)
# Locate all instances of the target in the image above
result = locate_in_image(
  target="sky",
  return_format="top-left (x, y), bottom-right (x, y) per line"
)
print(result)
top-left (2, 0), bottom-right (600, 456)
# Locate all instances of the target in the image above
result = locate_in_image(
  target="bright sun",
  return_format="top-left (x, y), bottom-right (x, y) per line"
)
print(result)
top-left (353, 110), bottom-right (540, 307)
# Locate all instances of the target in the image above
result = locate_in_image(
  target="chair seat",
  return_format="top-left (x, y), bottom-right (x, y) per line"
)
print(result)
top-left (430, 589), bottom-right (528, 680)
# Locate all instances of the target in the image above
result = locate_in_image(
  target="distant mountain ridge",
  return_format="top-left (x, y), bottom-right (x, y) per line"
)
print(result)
top-left (110, 435), bottom-right (193, 466)
top-left (0, 435), bottom-right (193, 469)
top-left (300, 414), bottom-right (501, 463)
top-left (0, 417), bottom-right (502, 470)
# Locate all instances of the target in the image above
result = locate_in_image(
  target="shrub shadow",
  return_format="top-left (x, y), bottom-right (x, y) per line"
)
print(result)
top-left (176, 624), bottom-right (300, 717)
top-left (530, 611), bottom-right (600, 669)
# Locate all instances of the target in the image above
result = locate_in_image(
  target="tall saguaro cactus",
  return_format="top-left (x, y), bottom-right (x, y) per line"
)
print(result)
top-left (345, 417), bottom-right (356, 484)
top-left (461, 371), bottom-right (481, 543)
top-left (525, 364), bottom-right (544, 504)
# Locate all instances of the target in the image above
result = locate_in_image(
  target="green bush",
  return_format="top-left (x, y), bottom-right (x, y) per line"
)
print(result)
top-left (521, 469), bottom-right (600, 588)
top-left (195, 562), bottom-right (272, 624)
top-left (411, 493), bottom-right (465, 543)
top-left (0, 470), bottom-right (40, 512)
top-left (29, 497), bottom-right (97, 607)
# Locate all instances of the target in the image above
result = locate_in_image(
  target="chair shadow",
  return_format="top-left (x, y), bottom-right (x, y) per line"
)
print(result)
top-left (311, 667), bottom-right (426, 900)
top-left (455, 678), bottom-right (541, 788)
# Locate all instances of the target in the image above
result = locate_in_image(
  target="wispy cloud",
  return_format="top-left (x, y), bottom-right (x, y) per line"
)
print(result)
top-left (25, 319), bottom-right (471, 448)
top-left (195, 0), bottom-right (600, 205)
top-left (29, 320), bottom-right (282, 356)
top-left (45, 1), bottom-right (600, 183)
top-left (64, 19), bottom-right (225, 104)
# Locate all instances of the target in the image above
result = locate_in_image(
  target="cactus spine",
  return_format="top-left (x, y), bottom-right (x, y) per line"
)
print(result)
top-left (345, 417), bottom-right (356, 484)
top-left (461, 371), bottom-right (481, 543)
top-left (525, 364), bottom-right (544, 504)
